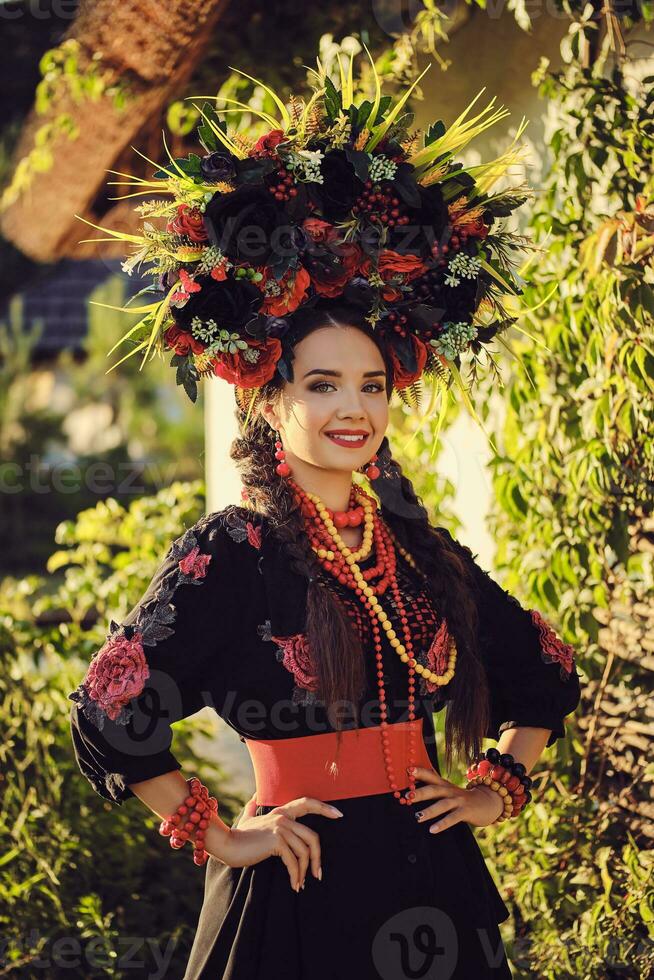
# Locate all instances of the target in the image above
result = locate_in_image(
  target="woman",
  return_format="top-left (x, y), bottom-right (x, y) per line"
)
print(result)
top-left (69, 300), bottom-right (582, 980)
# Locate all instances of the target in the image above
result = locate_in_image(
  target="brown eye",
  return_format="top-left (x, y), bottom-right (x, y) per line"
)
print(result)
top-left (310, 382), bottom-right (383, 393)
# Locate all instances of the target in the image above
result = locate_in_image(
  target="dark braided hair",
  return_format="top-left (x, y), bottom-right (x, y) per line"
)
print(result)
top-left (229, 300), bottom-right (491, 772)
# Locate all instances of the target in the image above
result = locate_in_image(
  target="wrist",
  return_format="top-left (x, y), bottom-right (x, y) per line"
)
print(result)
top-left (203, 814), bottom-right (233, 865)
top-left (471, 784), bottom-right (504, 823)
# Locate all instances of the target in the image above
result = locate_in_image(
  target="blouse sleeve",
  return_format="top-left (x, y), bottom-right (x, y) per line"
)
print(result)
top-left (68, 513), bottom-right (236, 805)
top-left (439, 529), bottom-right (582, 748)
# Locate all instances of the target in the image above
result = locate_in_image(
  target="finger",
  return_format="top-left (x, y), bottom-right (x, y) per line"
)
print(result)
top-left (274, 835), bottom-right (301, 891)
top-left (425, 801), bottom-right (464, 833)
top-left (280, 827), bottom-right (312, 890)
top-left (408, 766), bottom-right (442, 784)
top-left (242, 793), bottom-right (258, 818)
top-left (285, 821), bottom-right (322, 881)
top-left (415, 795), bottom-right (462, 824)
top-left (281, 797), bottom-right (345, 821)
top-left (410, 782), bottom-right (453, 805)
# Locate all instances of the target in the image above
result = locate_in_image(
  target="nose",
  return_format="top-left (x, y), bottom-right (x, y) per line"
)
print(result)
top-left (336, 388), bottom-right (368, 421)
top-left (337, 405), bottom-right (367, 422)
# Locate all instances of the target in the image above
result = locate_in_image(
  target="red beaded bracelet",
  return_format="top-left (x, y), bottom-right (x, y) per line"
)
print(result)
top-left (158, 776), bottom-right (218, 866)
top-left (464, 748), bottom-right (533, 823)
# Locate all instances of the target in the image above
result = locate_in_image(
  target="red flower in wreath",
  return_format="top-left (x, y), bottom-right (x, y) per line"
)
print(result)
top-left (84, 631), bottom-right (150, 722)
top-left (311, 242), bottom-right (363, 298)
top-left (360, 250), bottom-right (427, 302)
top-left (171, 268), bottom-right (202, 306)
top-left (378, 249), bottom-right (427, 281)
top-left (251, 128), bottom-right (286, 158)
top-left (163, 323), bottom-right (206, 356)
top-left (166, 204), bottom-right (208, 243)
top-left (259, 266), bottom-right (311, 316)
top-left (210, 259), bottom-right (229, 281)
top-left (388, 334), bottom-right (429, 390)
top-left (453, 214), bottom-right (489, 240)
top-left (302, 217), bottom-right (334, 244)
top-left (212, 337), bottom-right (282, 388)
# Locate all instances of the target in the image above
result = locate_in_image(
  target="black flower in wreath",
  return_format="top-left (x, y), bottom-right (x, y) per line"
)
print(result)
top-left (172, 275), bottom-right (263, 332)
top-left (312, 149), bottom-right (363, 223)
top-left (200, 150), bottom-right (238, 183)
top-left (204, 185), bottom-right (304, 265)
top-left (388, 183), bottom-right (450, 259)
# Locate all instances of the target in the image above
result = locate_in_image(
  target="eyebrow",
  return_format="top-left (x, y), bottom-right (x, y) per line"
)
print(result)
top-left (302, 369), bottom-right (387, 379)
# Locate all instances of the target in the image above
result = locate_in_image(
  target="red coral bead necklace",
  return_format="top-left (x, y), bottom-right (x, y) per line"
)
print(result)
top-left (288, 475), bottom-right (437, 807)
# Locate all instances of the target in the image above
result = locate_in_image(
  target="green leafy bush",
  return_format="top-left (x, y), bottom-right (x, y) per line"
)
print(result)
top-left (0, 482), bottom-right (242, 978)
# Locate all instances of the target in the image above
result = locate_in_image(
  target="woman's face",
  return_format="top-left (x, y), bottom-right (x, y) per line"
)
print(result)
top-left (261, 325), bottom-right (390, 478)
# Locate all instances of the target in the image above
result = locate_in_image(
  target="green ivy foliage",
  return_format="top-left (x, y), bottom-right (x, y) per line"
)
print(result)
top-left (0, 482), bottom-right (243, 978)
top-left (481, 58), bottom-right (654, 980)
top-left (490, 59), bottom-right (653, 636)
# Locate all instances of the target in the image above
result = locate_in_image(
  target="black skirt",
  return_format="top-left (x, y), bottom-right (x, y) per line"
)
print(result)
top-left (184, 789), bottom-right (513, 979)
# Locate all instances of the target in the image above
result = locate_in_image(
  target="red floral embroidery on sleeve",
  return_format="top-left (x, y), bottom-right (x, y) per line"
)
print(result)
top-left (529, 609), bottom-right (576, 680)
top-left (84, 631), bottom-right (150, 722)
top-left (69, 526), bottom-right (214, 731)
top-left (270, 633), bottom-right (319, 693)
top-left (178, 544), bottom-right (212, 578)
top-left (246, 522), bottom-right (262, 549)
top-left (224, 508), bottom-right (262, 549)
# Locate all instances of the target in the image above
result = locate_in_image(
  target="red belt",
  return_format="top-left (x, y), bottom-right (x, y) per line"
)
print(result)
top-left (244, 717), bottom-right (433, 806)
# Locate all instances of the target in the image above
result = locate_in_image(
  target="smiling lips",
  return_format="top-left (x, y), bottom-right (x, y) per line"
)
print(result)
top-left (325, 431), bottom-right (370, 448)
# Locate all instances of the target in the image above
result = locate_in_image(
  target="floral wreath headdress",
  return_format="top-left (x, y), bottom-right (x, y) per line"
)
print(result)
top-left (79, 46), bottom-right (534, 441)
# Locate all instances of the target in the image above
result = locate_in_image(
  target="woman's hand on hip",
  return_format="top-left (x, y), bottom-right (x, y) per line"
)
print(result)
top-left (221, 794), bottom-right (344, 892)
top-left (409, 766), bottom-right (504, 832)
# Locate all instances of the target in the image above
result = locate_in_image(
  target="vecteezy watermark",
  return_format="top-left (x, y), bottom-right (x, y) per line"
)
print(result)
top-left (0, 457), bottom-right (184, 496)
top-left (0, 0), bottom-right (79, 20)
top-left (0, 930), bottom-right (177, 977)
top-left (372, 907), bottom-right (510, 979)
top-left (372, 906), bottom-right (458, 979)
top-left (73, 683), bottom-right (440, 759)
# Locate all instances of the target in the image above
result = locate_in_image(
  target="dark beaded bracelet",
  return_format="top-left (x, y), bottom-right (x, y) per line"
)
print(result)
top-left (466, 747), bottom-right (533, 822)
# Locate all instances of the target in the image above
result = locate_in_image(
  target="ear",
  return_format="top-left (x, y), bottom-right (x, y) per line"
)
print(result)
top-left (259, 401), bottom-right (279, 432)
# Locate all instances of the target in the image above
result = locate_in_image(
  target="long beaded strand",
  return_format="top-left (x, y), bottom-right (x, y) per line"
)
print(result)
top-left (288, 478), bottom-right (455, 806)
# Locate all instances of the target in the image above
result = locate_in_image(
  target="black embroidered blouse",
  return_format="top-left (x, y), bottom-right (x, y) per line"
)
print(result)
top-left (68, 503), bottom-right (581, 806)
top-left (68, 503), bottom-right (582, 978)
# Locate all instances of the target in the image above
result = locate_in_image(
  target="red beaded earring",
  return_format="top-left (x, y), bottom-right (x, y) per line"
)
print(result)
top-left (364, 454), bottom-right (380, 480)
top-left (274, 430), bottom-right (291, 478)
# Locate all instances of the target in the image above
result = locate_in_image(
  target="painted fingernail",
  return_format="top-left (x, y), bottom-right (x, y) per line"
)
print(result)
top-left (301, 879), bottom-right (306, 890)
top-left (329, 806), bottom-right (344, 816)
top-left (430, 824), bottom-right (441, 833)
top-left (318, 866), bottom-right (323, 881)
top-left (415, 811), bottom-right (423, 821)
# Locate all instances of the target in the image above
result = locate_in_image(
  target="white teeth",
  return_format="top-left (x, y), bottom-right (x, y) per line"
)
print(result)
top-left (327, 434), bottom-right (367, 441)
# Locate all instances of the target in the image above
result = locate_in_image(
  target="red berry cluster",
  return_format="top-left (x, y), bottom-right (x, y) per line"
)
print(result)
top-left (267, 166), bottom-right (299, 202)
top-left (158, 776), bottom-right (218, 866)
top-left (352, 180), bottom-right (410, 227)
top-left (430, 231), bottom-right (466, 266)
top-left (385, 311), bottom-right (409, 338)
